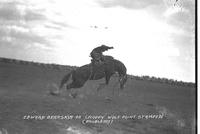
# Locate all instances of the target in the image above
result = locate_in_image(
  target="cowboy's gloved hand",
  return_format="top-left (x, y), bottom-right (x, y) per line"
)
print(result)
top-left (109, 46), bottom-right (114, 49)
top-left (101, 45), bottom-right (114, 49)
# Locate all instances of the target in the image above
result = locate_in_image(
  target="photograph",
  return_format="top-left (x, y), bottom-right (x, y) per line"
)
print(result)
top-left (0, 0), bottom-right (196, 133)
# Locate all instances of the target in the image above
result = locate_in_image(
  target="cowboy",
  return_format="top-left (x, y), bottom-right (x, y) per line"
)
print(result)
top-left (90, 45), bottom-right (114, 64)
top-left (89, 45), bottom-right (114, 79)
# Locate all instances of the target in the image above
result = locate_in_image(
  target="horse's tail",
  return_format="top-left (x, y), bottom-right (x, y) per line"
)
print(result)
top-left (59, 71), bottom-right (73, 89)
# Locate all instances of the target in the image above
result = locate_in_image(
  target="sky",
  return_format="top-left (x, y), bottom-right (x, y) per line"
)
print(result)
top-left (0, 0), bottom-right (195, 82)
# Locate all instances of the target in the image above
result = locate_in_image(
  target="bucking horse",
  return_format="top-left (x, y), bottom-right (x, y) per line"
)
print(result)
top-left (51, 56), bottom-right (128, 97)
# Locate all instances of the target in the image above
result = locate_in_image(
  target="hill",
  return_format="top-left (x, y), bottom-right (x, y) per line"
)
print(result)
top-left (0, 58), bottom-right (196, 134)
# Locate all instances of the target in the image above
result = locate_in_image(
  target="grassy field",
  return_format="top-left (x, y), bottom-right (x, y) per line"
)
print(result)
top-left (0, 61), bottom-right (196, 134)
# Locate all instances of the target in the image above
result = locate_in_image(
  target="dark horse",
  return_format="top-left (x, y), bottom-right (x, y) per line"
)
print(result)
top-left (57, 56), bottom-right (127, 95)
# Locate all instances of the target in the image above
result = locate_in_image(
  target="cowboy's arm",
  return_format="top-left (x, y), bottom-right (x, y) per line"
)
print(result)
top-left (97, 45), bottom-right (114, 53)
top-left (90, 45), bottom-right (114, 59)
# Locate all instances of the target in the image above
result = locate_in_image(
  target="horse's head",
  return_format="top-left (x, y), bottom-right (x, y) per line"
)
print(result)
top-left (119, 74), bottom-right (128, 89)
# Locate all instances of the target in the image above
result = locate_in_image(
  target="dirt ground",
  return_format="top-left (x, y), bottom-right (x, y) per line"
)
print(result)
top-left (0, 61), bottom-right (196, 134)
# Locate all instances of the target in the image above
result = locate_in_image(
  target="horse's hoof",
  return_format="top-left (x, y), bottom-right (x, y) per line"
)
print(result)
top-left (48, 83), bottom-right (60, 96)
top-left (105, 97), bottom-right (112, 101)
top-left (49, 90), bottom-right (60, 96)
top-left (69, 93), bottom-right (78, 98)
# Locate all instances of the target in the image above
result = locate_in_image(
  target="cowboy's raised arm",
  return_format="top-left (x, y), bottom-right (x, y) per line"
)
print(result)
top-left (90, 45), bottom-right (114, 58)
top-left (97, 45), bottom-right (114, 53)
